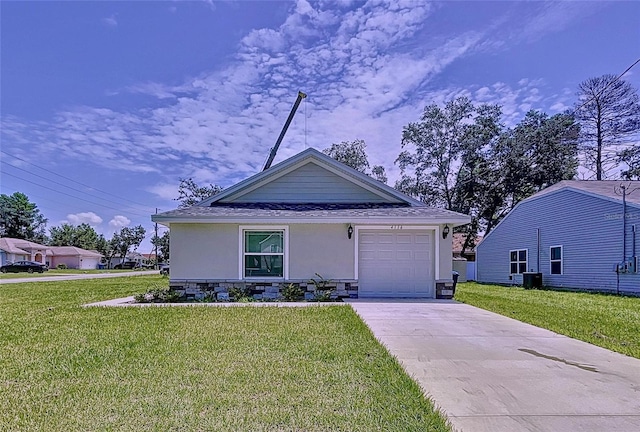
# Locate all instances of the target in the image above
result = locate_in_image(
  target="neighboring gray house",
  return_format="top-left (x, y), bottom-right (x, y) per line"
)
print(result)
top-left (477, 181), bottom-right (640, 294)
top-left (153, 148), bottom-right (470, 299)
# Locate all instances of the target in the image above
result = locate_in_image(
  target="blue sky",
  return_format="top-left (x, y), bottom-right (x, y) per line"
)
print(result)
top-left (2, 0), bottom-right (639, 252)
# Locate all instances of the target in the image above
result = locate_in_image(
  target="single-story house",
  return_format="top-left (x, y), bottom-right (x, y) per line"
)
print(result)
top-left (0, 238), bottom-right (103, 269)
top-left (48, 247), bottom-right (103, 270)
top-left (477, 180), bottom-right (640, 294)
top-left (153, 148), bottom-right (470, 299)
top-left (0, 238), bottom-right (52, 265)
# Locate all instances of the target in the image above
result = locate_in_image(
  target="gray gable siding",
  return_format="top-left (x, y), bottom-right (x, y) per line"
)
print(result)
top-left (477, 190), bottom-right (640, 294)
top-left (225, 162), bottom-right (398, 203)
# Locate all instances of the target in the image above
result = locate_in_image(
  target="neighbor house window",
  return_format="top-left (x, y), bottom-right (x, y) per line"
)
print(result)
top-left (242, 228), bottom-right (286, 278)
top-left (550, 245), bottom-right (563, 275)
top-left (510, 249), bottom-right (528, 274)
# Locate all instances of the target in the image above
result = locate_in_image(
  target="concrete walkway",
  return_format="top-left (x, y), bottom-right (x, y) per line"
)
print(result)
top-left (347, 300), bottom-right (640, 432)
top-left (0, 270), bottom-right (159, 284)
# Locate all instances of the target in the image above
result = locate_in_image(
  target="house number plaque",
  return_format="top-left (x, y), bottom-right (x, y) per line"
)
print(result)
top-left (390, 225), bottom-right (403, 229)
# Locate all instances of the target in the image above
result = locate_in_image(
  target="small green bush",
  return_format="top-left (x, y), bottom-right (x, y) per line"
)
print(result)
top-left (56, 264), bottom-right (68, 269)
top-left (229, 285), bottom-right (253, 302)
top-left (281, 283), bottom-right (304, 301)
top-left (309, 273), bottom-right (336, 302)
top-left (134, 287), bottom-right (183, 303)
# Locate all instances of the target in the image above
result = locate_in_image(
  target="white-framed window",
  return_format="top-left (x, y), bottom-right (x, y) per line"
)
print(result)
top-left (509, 249), bottom-right (528, 274)
top-left (240, 226), bottom-right (288, 279)
top-left (550, 245), bottom-right (563, 275)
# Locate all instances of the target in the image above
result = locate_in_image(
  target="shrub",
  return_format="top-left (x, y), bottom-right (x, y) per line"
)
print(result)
top-left (134, 287), bottom-right (183, 303)
top-left (56, 264), bottom-right (68, 269)
top-left (228, 285), bottom-right (253, 302)
top-left (281, 283), bottom-right (304, 301)
top-left (308, 273), bottom-right (336, 302)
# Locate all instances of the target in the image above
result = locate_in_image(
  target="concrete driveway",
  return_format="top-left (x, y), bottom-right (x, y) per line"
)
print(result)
top-left (348, 300), bottom-right (640, 432)
top-left (0, 270), bottom-right (159, 284)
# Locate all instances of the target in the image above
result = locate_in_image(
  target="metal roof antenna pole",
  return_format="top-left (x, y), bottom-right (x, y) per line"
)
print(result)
top-left (263, 91), bottom-right (307, 171)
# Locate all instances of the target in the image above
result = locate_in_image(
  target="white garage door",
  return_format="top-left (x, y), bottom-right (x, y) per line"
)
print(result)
top-left (358, 230), bottom-right (434, 298)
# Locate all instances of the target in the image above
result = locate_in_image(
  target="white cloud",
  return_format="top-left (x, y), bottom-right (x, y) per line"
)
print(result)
top-left (0, 0), bottom-right (599, 191)
top-left (102, 15), bottom-right (118, 27)
top-left (109, 215), bottom-right (131, 229)
top-left (148, 183), bottom-right (179, 201)
top-left (66, 212), bottom-right (103, 226)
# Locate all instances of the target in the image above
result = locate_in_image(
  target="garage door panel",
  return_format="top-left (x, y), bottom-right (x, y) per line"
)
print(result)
top-left (359, 230), bottom-right (434, 298)
top-left (415, 234), bottom-right (430, 244)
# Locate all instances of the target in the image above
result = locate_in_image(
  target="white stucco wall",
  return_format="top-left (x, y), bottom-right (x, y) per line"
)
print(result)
top-left (170, 223), bottom-right (239, 280)
top-left (288, 224), bottom-right (355, 280)
top-left (170, 222), bottom-right (455, 284)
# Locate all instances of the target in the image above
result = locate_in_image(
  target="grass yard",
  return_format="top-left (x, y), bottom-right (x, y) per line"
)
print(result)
top-left (455, 282), bottom-right (640, 359)
top-left (0, 276), bottom-right (449, 431)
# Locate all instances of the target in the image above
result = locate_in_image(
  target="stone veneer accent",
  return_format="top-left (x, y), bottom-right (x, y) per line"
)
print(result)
top-left (169, 279), bottom-right (359, 301)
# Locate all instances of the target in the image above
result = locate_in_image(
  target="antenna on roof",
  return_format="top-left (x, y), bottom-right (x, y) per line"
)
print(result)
top-left (263, 91), bottom-right (307, 171)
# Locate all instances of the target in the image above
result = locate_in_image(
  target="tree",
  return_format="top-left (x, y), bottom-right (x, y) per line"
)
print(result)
top-left (110, 225), bottom-right (146, 265)
top-left (323, 139), bottom-right (388, 183)
top-left (151, 231), bottom-right (170, 262)
top-left (176, 178), bottom-right (223, 208)
top-left (574, 75), bottom-right (640, 180)
top-left (395, 98), bottom-right (579, 254)
top-left (95, 234), bottom-right (112, 265)
top-left (395, 96), bottom-right (477, 209)
top-left (0, 192), bottom-right (48, 243)
top-left (49, 223), bottom-right (99, 250)
top-left (619, 146), bottom-right (640, 179)
top-left (482, 111), bottom-right (579, 235)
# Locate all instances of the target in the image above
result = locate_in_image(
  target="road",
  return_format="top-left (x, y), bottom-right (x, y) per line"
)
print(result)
top-left (0, 270), bottom-right (160, 284)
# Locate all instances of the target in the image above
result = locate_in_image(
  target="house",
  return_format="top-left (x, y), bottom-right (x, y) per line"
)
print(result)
top-left (477, 181), bottom-right (640, 294)
top-left (152, 148), bottom-right (470, 299)
top-left (0, 238), bottom-right (103, 269)
top-left (49, 247), bottom-right (103, 270)
top-left (0, 238), bottom-right (51, 265)
top-left (108, 252), bottom-right (144, 269)
top-left (451, 233), bottom-right (482, 282)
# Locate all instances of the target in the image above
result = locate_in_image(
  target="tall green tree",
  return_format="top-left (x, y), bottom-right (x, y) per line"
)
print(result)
top-left (151, 231), bottom-right (170, 262)
top-left (0, 192), bottom-right (48, 243)
top-left (110, 225), bottom-right (146, 265)
top-left (396, 97), bottom-right (477, 208)
top-left (323, 139), bottom-right (388, 183)
top-left (176, 178), bottom-right (223, 208)
top-left (574, 75), bottom-right (640, 179)
top-left (395, 98), bottom-right (579, 253)
top-left (49, 223), bottom-right (99, 250)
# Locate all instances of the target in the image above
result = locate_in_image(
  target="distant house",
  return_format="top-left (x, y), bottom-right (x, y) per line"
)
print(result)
top-left (452, 233), bottom-right (482, 281)
top-left (49, 247), bottom-right (103, 270)
top-left (0, 238), bottom-right (51, 266)
top-left (153, 148), bottom-right (470, 299)
top-left (0, 238), bottom-right (103, 269)
top-left (477, 181), bottom-right (640, 294)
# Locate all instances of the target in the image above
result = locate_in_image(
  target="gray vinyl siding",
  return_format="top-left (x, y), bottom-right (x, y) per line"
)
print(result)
top-left (225, 162), bottom-right (398, 203)
top-left (477, 190), bottom-right (640, 294)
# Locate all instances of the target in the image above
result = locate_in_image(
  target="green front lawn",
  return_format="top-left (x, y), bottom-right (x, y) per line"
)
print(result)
top-left (0, 276), bottom-right (449, 431)
top-left (455, 282), bottom-right (640, 359)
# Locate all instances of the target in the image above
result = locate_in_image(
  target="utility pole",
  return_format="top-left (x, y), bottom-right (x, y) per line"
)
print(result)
top-left (155, 208), bottom-right (159, 270)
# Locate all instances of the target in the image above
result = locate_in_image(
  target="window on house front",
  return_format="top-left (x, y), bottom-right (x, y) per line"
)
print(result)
top-left (550, 246), bottom-right (563, 275)
top-left (243, 230), bottom-right (285, 278)
top-left (510, 249), bottom-right (528, 274)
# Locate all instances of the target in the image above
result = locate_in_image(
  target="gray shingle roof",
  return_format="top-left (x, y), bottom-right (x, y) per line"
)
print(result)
top-left (534, 181), bottom-right (640, 206)
top-left (157, 202), bottom-right (468, 220)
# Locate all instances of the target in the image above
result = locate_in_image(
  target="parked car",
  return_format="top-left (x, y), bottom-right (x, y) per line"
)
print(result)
top-left (0, 260), bottom-right (48, 273)
top-left (159, 264), bottom-right (170, 276)
top-left (113, 261), bottom-right (140, 270)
